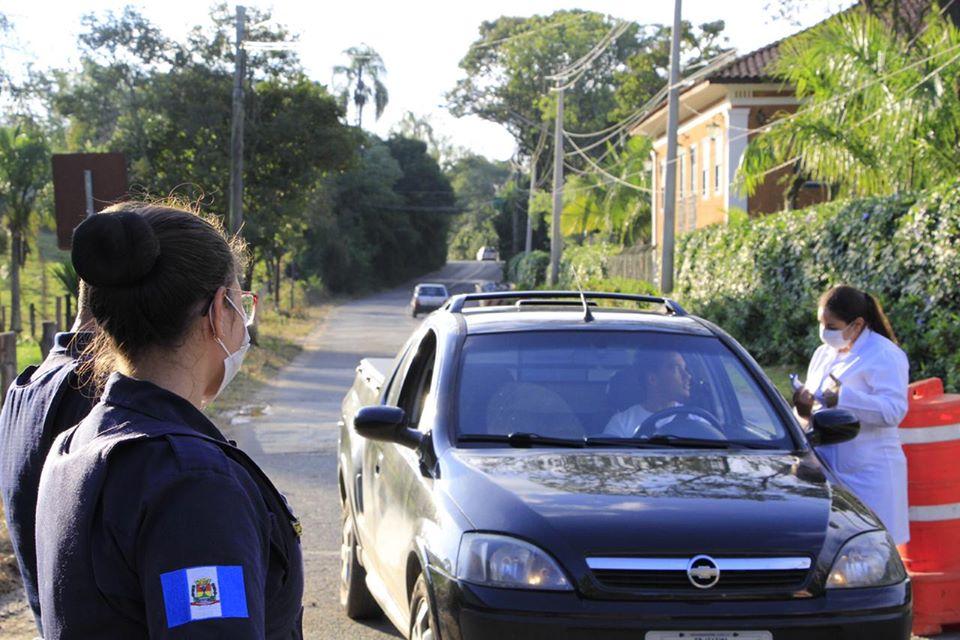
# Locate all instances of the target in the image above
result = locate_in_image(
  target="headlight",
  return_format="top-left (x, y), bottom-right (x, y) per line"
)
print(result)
top-left (456, 533), bottom-right (572, 591)
top-left (826, 530), bottom-right (907, 589)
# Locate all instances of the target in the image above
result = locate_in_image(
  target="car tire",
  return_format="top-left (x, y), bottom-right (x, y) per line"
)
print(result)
top-left (408, 574), bottom-right (435, 640)
top-left (412, 307), bottom-right (419, 318)
top-left (339, 501), bottom-right (381, 620)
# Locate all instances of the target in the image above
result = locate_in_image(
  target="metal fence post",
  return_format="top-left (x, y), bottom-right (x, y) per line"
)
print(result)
top-left (56, 296), bottom-right (63, 331)
top-left (30, 303), bottom-right (36, 338)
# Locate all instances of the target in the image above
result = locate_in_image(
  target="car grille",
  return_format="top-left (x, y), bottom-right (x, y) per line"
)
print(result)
top-left (587, 557), bottom-right (812, 593)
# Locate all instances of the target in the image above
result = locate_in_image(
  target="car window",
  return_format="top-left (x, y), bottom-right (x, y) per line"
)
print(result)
top-left (455, 331), bottom-right (793, 447)
top-left (397, 332), bottom-right (438, 431)
top-left (418, 287), bottom-right (446, 297)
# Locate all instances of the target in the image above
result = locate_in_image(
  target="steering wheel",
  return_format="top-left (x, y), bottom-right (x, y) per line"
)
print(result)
top-left (634, 406), bottom-right (725, 440)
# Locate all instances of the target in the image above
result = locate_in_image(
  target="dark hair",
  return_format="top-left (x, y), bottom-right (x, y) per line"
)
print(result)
top-left (71, 202), bottom-right (240, 368)
top-left (819, 285), bottom-right (898, 344)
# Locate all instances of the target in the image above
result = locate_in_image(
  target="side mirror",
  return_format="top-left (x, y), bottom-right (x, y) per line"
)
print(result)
top-left (354, 405), bottom-right (423, 449)
top-left (808, 408), bottom-right (860, 446)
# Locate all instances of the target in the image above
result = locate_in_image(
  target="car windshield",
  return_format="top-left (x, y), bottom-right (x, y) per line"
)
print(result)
top-left (456, 331), bottom-right (795, 449)
top-left (418, 287), bottom-right (446, 297)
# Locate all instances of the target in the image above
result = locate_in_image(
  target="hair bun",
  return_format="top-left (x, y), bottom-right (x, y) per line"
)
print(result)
top-left (71, 212), bottom-right (160, 287)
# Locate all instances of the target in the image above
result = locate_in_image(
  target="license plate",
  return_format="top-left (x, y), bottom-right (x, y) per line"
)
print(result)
top-left (645, 633), bottom-right (772, 640)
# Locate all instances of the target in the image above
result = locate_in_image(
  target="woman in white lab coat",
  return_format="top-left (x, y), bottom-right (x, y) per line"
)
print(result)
top-left (794, 285), bottom-right (910, 545)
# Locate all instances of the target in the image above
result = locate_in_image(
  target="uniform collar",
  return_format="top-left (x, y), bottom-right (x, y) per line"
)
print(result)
top-left (101, 372), bottom-right (228, 443)
top-left (848, 327), bottom-right (873, 357)
top-left (51, 331), bottom-right (95, 359)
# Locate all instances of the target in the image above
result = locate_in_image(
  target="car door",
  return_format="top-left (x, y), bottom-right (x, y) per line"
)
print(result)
top-left (368, 331), bottom-right (439, 613)
top-left (357, 334), bottom-right (419, 578)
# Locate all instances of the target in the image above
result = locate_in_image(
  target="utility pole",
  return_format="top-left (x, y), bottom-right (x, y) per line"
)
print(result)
top-left (660, 0), bottom-right (682, 294)
top-left (229, 5), bottom-right (246, 236)
top-left (549, 85), bottom-right (564, 286)
top-left (525, 152), bottom-right (536, 253)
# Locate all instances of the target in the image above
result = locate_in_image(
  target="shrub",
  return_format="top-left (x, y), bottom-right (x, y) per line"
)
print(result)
top-left (557, 243), bottom-right (618, 286)
top-left (511, 250), bottom-right (550, 289)
top-left (675, 183), bottom-right (960, 389)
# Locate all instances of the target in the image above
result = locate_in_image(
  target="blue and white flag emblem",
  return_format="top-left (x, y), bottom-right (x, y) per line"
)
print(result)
top-left (160, 565), bottom-right (248, 628)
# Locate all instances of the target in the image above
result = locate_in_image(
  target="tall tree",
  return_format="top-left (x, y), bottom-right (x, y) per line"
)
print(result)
top-left (0, 121), bottom-right (50, 333)
top-left (448, 11), bottom-right (642, 160)
top-left (738, 8), bottom-right (960, 199)
top-left (333, 45), bottom-right (388, 128)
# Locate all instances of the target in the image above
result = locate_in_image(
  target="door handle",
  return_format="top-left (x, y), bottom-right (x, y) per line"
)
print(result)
top-left (374, 451), bottom-right (384, 476)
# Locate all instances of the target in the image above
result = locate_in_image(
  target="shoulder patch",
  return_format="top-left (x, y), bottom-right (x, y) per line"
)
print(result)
top-left (160, 565), bottom-right (248, 628)
top-left (164, 434), bottom-right (233, 475)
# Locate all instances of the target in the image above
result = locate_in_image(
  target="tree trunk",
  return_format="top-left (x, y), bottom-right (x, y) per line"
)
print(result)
top-left (10, 227), bottom-right (22, 333)
top-left (273, 255), bottom-right (282, 312)
top-left (243, 258), bottom-right (255, 292)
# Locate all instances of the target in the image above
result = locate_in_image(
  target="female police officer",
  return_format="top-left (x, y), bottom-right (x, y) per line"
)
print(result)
top-left (35, 203), bottom-right (303, 638)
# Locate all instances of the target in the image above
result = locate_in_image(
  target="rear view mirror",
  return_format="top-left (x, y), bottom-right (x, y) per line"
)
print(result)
top-left (354, 405), bottom-right (423, 449)
top-left (808, 409), bottom-right (860, 446)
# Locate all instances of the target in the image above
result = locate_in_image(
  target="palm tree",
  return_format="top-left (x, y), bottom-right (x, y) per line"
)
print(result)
top-left (333, 45), bottom-right (389, 128)
top-left (0, 121), bottom-right (50, 333)
top-left (737, 8), bottom-right (960, 199)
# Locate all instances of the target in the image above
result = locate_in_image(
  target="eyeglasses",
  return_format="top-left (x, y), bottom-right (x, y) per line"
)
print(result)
top-left (202, 288), bottom-right (259, 325)
top-left (228, 289), bottom-right (259, 325)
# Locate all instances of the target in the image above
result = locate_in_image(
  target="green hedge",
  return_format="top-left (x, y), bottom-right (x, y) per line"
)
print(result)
top-left (508, 250), bottom-right (551, 289)
top-left (675, 183), bottom-right (960, 389)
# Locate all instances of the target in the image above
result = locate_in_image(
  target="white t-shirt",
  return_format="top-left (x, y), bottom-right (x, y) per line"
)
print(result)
top-left (603, 404), bottom-right (657, 438)
top-left (604, 402), bottom-right (714, 438)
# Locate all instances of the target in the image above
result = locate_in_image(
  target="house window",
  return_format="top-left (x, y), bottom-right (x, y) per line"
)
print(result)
top-left (713, 134), bottom-right (723, 194)
top-left (689, 146), bottom-right (696, 196)
top-left (701, 140), bottom-right (709, 198)
top-left (679, 153), bottom-right (685, 198)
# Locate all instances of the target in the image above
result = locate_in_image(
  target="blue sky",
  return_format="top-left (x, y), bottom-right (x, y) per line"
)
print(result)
top-left (2, 0), bottom-right (851, 160)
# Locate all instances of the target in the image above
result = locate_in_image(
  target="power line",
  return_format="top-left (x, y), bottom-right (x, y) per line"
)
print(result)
top-left (468, 13), bottom-right (594, 52)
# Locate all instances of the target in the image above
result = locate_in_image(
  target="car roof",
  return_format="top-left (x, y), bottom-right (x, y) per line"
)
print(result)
top-left (458, 308), bottom-right (714, 336)
top-left (415, 283), bottom-right (447, 289)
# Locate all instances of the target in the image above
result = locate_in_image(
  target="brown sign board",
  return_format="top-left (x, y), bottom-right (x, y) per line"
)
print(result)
top-left (52, 153), bottom-right (129, 250)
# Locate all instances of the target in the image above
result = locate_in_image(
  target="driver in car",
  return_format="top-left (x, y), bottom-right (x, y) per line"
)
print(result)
top-left (603, 350), bottom-right (708, 438)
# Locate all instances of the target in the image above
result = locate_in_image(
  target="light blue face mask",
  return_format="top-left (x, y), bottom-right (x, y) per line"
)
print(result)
top-left (210, 295), bottom-right (251, 400)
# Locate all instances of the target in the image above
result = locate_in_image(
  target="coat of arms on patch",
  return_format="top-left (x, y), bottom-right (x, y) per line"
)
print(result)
top-left (190, 577), bottom-right (220, 607)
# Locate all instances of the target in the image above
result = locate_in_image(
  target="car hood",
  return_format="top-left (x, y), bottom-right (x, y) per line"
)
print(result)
top-left (442, 449), bottom-right (862, 558)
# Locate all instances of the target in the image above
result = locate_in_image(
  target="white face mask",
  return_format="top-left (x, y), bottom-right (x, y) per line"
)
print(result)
top-left (211, 295), bottom-right (251, 400)
top-left (819, 324), bottom-right (849, 350)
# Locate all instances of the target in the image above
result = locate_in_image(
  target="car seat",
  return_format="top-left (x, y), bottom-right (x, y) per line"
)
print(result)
top-left (485, 382), bottom-right (585, 439)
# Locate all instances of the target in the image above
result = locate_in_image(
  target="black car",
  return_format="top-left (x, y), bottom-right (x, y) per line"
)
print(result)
top-left (337, 291), bottom-right (911, 640)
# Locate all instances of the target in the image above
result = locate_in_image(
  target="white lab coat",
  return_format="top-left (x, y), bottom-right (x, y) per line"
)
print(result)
top-left (804, 328), bottom-right (911, 544)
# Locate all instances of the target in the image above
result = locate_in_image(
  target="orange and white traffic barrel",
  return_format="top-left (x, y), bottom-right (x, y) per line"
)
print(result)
top-left (899, 378), bottom-right (960, 636)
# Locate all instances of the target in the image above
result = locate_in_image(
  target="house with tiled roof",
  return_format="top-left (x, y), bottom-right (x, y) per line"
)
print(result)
top-left (632, 0), bottom-right (960, 251)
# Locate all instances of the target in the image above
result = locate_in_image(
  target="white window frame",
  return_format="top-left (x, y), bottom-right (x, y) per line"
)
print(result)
top-left (701, 139), bottom-right (710, 199)
top-left (713, 133), bottom-right (723, 195)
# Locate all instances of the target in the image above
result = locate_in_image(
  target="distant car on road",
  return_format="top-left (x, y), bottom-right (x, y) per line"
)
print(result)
top-left (409, 283), bottom-right (448, 318)
top-left (476, 246), bottom-right (499, 261)
top-left (337, 290), bottom-right (911, 640)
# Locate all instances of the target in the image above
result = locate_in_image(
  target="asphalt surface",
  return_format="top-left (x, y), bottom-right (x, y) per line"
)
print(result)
top-left (2, 259), bottom-right (959, 639)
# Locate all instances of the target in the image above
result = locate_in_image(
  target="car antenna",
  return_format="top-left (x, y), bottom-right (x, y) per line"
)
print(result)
top-left (573, 272), bottom-right (594, 323)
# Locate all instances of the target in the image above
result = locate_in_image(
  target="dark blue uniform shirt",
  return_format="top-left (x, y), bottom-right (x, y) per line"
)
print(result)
top-left (35, 373), bottom-right (304, 639)
top-left (0, 331), bottom-right (96, 633)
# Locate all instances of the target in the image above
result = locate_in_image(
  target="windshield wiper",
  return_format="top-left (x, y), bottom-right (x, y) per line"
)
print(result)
top-left (583, 436), bottom-right (663, 449)
top-left (725, 440), bottom-right (785, 450)
top-left (458, 432), bottom-right (586, 448)
top-left (632, 434), bottom-right (733, 449)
